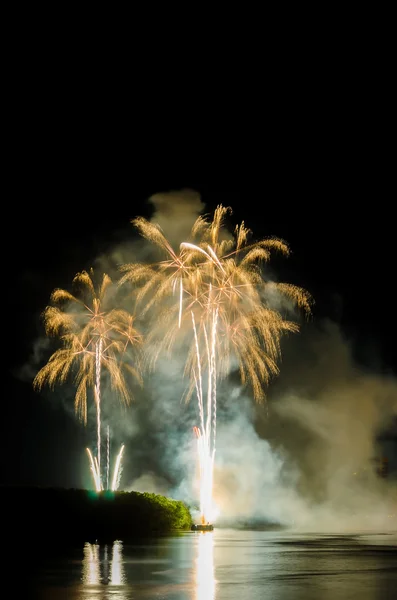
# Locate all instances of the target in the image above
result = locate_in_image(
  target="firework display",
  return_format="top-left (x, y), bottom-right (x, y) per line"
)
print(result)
top-left (33, 269), bottom-right (142, 491)
top-left (121, 205), bottom-right (311, 522)
top-left (34, 206), bottom-right (310, 518)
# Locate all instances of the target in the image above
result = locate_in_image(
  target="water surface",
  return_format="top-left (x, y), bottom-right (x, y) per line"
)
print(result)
top-left (29, 529), bottom-right (397, 599)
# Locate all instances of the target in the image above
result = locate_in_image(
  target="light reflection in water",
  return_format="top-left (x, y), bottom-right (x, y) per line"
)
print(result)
top-left (82, 541), bottom-right (125, 588)
top-left (110, 540), bottom-right (125, 585)
top-left (82, 542), bottom-right (100, 585)
top-left (195, 531), bottom-right (216, 600)
top-left (103, 544), bottom-right (109, 584)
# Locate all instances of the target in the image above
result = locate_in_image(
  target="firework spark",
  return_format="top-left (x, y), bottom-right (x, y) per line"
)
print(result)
top-left (111, 444), bottom-right (125, 491)
top-left (86, 448), bottom-right (101, 492)
top-left (33, 269), bottom-right (143, 489)
top-left (122, 205), bottom-right (312, 524)
top-left (86, 439), bottom-right (125, 492)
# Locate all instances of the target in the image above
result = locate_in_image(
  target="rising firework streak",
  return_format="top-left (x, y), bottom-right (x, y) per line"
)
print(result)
top-left (87, 443), bottom-right (125, 492)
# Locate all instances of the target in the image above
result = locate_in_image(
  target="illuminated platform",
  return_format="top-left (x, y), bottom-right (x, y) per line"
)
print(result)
top-left (191, 523), bottom-right (214, 531)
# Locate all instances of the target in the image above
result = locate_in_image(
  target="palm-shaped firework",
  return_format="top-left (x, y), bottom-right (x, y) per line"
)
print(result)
top-left (33, 269), bottom-right (143, 491)
top-left (121, 205), bottom-right (312, 524)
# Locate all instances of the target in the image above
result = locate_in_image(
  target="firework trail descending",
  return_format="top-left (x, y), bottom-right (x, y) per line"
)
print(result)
top-left (120, 205), bottom-right (312, 523)
top-left (33, 269), bottom-right (143, 491)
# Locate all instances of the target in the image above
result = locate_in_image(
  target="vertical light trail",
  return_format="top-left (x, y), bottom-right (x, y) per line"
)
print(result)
top-left (192, 313), bottom-right (205, 434)
top-left (111, 444), bottom-right (125, 491)
top-left (211, 307), bottom-right (218, 469)
top-left (106, 425), bottom-right (110, 491)
top-left (191, 302), bottom-right (219, 524)
top-left (179, 277), bottom-right (183, 328)
top-left (86, 448), bottom-right (102, 491)
top-left (95, 338), bottom-right (103, 475)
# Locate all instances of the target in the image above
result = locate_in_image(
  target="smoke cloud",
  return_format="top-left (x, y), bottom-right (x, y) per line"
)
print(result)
top-left (148, 189), bottom-right (206, 249)
top-left (211, 320), bottom-right (397, 531)
top-left (92, 188), bottom-right (206, 279)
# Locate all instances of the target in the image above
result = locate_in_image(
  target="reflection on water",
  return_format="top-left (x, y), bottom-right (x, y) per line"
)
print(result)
top-left (82, 543), bottom-right (100, 585)
top-left (195, 532), bottom-right (216, 600)
top-left (82, 541), bottom-right (125, 592)
top-left (34, 530), bottom-right (397, 599)
top-left (110, 540), bottom-right (125, 585)
top-left (82, 534), bottom-right (213, 597)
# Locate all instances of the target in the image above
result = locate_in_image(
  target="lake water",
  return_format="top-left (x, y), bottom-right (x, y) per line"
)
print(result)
top-left (27, 529), bottom-right (397, 599)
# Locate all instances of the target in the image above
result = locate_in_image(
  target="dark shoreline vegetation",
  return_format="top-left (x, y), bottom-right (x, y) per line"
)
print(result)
top-left (3, 486), bottom-right (193, 543)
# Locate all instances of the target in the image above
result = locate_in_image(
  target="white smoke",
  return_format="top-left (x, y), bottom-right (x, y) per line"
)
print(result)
top-left (148, 189), bottom-right (206, 249)
top-left (210, 320), bottom-right (397, 531)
